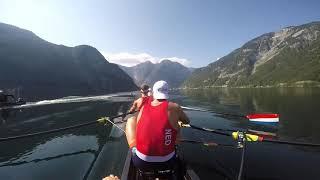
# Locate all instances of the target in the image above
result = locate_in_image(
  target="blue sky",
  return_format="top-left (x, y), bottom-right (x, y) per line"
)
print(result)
top-left (0, 0), bottom-right (320, 67)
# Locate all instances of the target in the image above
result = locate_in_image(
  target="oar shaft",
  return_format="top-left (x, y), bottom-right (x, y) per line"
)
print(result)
top-left (180, 139), bottom-right (217, 145)
top-left (183, 124), bottom-right (231, 137)
top-left (110, 110), bottom-right (137, 120)
top-left (97, 111), bottom-right (138, 125)
top-left (263, 139), bottom-right (320, 147)
top-left (237, 139), bottom-right (246, 180)
top-left (180, 139), bottom-right (234, 147)
top-left (104, 118), bottom-right (126, 133)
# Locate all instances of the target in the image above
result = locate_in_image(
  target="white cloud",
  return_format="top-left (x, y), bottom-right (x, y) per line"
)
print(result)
top-left (159, 57), bottom-right (190, 66)
top-left (102, 52), bottom-right (191, 67)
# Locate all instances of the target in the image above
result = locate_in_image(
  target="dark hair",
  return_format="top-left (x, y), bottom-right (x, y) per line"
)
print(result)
top-left (140, 84), bottom-right (149, 91)
top-left (140, 84), bottom-right (150, 95)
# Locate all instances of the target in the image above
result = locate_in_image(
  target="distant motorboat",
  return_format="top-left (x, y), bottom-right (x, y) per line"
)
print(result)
top-left (0, 90), bottom-right (26, 107)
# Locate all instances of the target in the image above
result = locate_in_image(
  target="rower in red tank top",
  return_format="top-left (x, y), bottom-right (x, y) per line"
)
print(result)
top-left (128, 84), bottom-right (152, 113)
top-left (131, 80), bottom-right (190, 168)
top-left (136, 98), bottom-right (177, 161)
top-left (126, 84), bottom-right (152, 149)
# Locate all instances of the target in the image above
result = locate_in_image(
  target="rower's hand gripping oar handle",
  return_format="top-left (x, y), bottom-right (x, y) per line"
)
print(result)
top-left (179, 122), bottom-right (190, 128)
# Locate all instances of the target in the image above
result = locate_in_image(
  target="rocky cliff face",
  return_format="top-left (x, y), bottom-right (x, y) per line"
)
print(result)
top-left (120, 60), bottom-right (192, 88)
top-left (0, 22), bottom-right (137, 101)
top-left (184, 21), bottom-right (320, 88)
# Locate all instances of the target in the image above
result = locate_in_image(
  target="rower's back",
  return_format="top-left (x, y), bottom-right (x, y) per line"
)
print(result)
top-left (128, 84), bottom-right (151, 113)
top-left (133, 81), bottom-right (190, 179)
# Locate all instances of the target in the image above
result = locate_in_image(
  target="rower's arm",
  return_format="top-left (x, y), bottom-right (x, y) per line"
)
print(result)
top-left (128, 100), bottom-right (138, 113)
top-left (177, 105), bottom-right (190, 124)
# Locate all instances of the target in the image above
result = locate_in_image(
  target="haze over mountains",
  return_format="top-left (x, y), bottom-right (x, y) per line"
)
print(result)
top-left (120, 60), bottom-right (193, 88)
top-left (184, 21), bottom-right (320, 88)
top-left (0, 22), bottom-right (137, 101)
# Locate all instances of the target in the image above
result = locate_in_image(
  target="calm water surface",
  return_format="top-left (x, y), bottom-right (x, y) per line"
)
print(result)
top-left (0, 88), bottom-right (320, 180)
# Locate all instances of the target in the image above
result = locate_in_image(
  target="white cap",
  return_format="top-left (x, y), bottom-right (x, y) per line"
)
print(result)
top-left (153, 80), bottom-right (169, 100)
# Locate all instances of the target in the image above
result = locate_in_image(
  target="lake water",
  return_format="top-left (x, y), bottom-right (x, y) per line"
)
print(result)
top-left (0, 88), bottom-right (320, 180)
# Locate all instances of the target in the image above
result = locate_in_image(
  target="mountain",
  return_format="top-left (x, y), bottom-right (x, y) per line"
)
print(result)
top-left (184, 21), bottom-right (320, 88)
top-left (0, 22), bottom-right (137, 101)
top-left (119, 60), bottom-right (192, 88)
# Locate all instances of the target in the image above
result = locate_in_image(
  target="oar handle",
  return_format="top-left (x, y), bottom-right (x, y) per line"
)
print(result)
top-left (180, 123), bottom-right (190, 128)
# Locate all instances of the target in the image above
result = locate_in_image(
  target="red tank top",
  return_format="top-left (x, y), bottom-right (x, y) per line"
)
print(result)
top-left (139, 96), bottom-right (149, 110)
top-left (136, 99), bottom-right (177, 157)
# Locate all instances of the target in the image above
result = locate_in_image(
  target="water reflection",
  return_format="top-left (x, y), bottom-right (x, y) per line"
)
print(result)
top-left (178, 88), bottom-right (320, 180)
top-left (0, 97), bottom-right (133, 180)
top-left (181, 88), bottom-right (320, 143)
top-left (0, 108), bottom-right (22, 125)
top-left (1, 90), bottom-right (320, 180)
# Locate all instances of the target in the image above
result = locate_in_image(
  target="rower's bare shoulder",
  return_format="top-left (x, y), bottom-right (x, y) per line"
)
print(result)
top-left (168, 102), bottom-right (181, 111)
top-left (135, 97), bottom-right (143, 104)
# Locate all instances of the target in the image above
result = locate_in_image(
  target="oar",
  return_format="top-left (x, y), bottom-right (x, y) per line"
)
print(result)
top-left (180, 139), bottom-right (218, 146)
top-left (99, 115), bottom-right (234, 148)
top-left (180, 139), bottom-right (234, 148)
top-left (181, 124), bottom-right (231, 136)
top-left (97, 111), bottom-right (136, 124)
top-left (181, 106), bottom-right (280, 123)
top-left (97, 111), bottom-right (137, 138)
top-left (247, 129), bottom-right (277, 139)
top-left (182, 124), bottom-right (320, 147)
top-left (181, 124), bottom-right (271, 141)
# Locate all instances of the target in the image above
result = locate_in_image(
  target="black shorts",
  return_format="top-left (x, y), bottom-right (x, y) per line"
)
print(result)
top-left (132, 152), bottom-right (177, 171)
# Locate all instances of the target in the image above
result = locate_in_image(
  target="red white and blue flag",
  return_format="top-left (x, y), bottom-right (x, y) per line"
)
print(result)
top-left (246, 114), bottom-right (279, 123)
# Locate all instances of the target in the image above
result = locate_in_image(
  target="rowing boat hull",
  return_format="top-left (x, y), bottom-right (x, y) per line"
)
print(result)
top-left (121, 150), bottom-right (200, 180)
